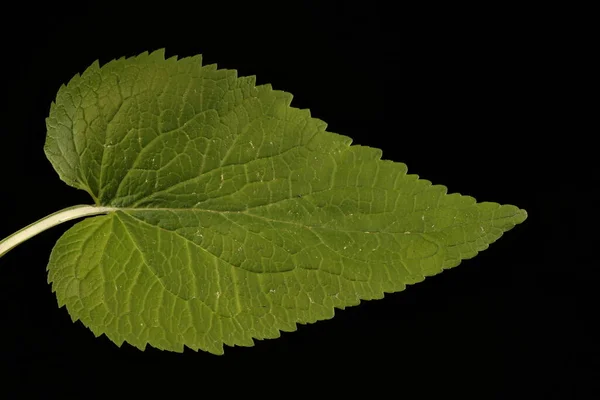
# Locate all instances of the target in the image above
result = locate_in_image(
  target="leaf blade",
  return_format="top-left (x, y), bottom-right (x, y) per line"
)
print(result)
top-left (45, 50), bottom-right (527, 353)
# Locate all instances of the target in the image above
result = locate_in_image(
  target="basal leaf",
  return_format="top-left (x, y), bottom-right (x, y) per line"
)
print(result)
top-left (42, 49), bottom-right (527, 354)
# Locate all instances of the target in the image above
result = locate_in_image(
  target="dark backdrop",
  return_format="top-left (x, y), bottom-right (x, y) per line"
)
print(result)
top-left (0, 2), bottom-right (591, 398)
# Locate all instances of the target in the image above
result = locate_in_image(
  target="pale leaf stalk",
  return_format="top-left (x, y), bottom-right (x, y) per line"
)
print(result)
top-left (0, 205), bottom-right (115, 258)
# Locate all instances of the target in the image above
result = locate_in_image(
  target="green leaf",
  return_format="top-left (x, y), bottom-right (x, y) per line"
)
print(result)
top-left (43, 49), bottom-right (527, 354)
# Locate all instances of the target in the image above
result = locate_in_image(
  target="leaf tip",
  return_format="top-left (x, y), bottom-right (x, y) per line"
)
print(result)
top-left (516, 207), bottom-right (528, 224)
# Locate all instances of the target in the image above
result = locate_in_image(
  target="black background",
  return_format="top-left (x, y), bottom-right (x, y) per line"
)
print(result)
top-left (0, 2), bottom-right (593, 398)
